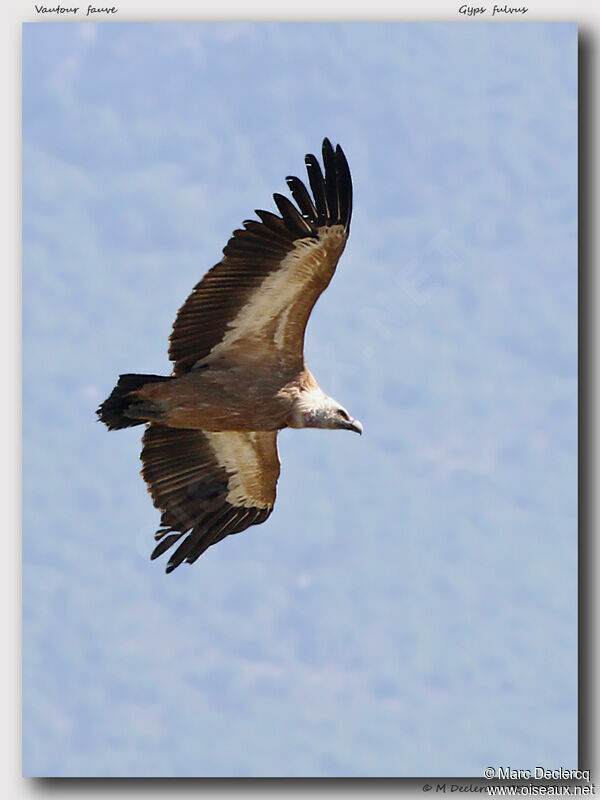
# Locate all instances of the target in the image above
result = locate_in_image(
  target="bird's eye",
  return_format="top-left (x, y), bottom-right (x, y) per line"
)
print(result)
top-left (338, 409), bottom-right (350, 421)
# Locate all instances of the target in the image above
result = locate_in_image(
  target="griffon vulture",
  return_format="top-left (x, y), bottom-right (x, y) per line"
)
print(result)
top-left (97, 138), bottom-right (361, 572)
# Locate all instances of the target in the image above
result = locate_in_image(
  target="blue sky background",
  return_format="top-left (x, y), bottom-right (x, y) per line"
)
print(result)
top-left (22, 22), bottom-right (577, 777)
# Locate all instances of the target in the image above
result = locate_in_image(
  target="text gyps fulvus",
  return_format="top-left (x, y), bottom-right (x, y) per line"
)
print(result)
top-left (97, 138), bottom-right (361, 572)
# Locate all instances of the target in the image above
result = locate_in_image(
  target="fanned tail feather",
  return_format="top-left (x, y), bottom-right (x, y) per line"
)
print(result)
top-left (96, 373), bottom-right (171, 430)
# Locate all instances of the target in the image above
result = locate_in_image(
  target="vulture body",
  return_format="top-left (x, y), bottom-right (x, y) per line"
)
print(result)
top-left (97, 138), bottom-right (361, 572)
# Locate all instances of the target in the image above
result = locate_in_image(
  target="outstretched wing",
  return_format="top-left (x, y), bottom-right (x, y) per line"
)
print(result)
top-left (169, 138), bottom-right (352, 375)
top-left (141, 425), bottom-right (280, 572)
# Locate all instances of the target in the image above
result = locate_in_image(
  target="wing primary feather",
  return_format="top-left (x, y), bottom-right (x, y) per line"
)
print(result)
top-left (335, 144), bottom-right (353, 231)
top-left (304, 154), bottom-right (329, 222)
top-left (155, 526), bottom-right (175, 542)
top-left (285, 175), bottom-right (318, 220)
top-left (273, 193), bottom-right (315, 238)
top-left (197, 508), bottom-right (253, 559)
top-left (241, 220), bottom-right (291, 247)
top-left (151, 532), bottom-right (185, 560)
top-left (254, 209), bottom-right (295, 240)
top-left (168, 508), bottom-right (244, 571)
top-left (321, 138), bottom-right (340, 224)
top-left (191, 505), bottom-right (242, 554)
top-left (166, 534), bottom-right (199, 573)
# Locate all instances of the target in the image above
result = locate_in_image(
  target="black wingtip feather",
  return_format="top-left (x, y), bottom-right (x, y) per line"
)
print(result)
top-left (321, 138), bottom-right (339, 223)
top-left (285, 175), bottom-right (318, 220)
top-left (151, 532), bottom-right (184, 560)
top-left (243, 140), bottom-right (353, 245)
top-left (254, 209), bottom-right (294, 240)
top-left (273, 193), bottom-right (315, 237)
top-left (304, 153), bottom-right (329, 223)
top-left (335, 144), bottom-right (353, 231)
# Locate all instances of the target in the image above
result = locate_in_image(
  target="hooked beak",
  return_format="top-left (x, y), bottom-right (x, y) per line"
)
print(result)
top-left (347, 418), bottom-right (363, 435)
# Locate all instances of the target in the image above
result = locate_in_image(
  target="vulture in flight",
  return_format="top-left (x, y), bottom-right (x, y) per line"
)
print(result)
top-left (97, 138), bottom-right (361, 572)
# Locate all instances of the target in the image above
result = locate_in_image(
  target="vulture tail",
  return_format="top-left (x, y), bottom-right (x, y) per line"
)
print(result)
top-left (96, 373), bottom-right (171, 430)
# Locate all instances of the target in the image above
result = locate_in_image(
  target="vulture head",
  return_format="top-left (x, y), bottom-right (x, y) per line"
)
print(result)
top-left (289, 387), bottom-right (363, 434)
